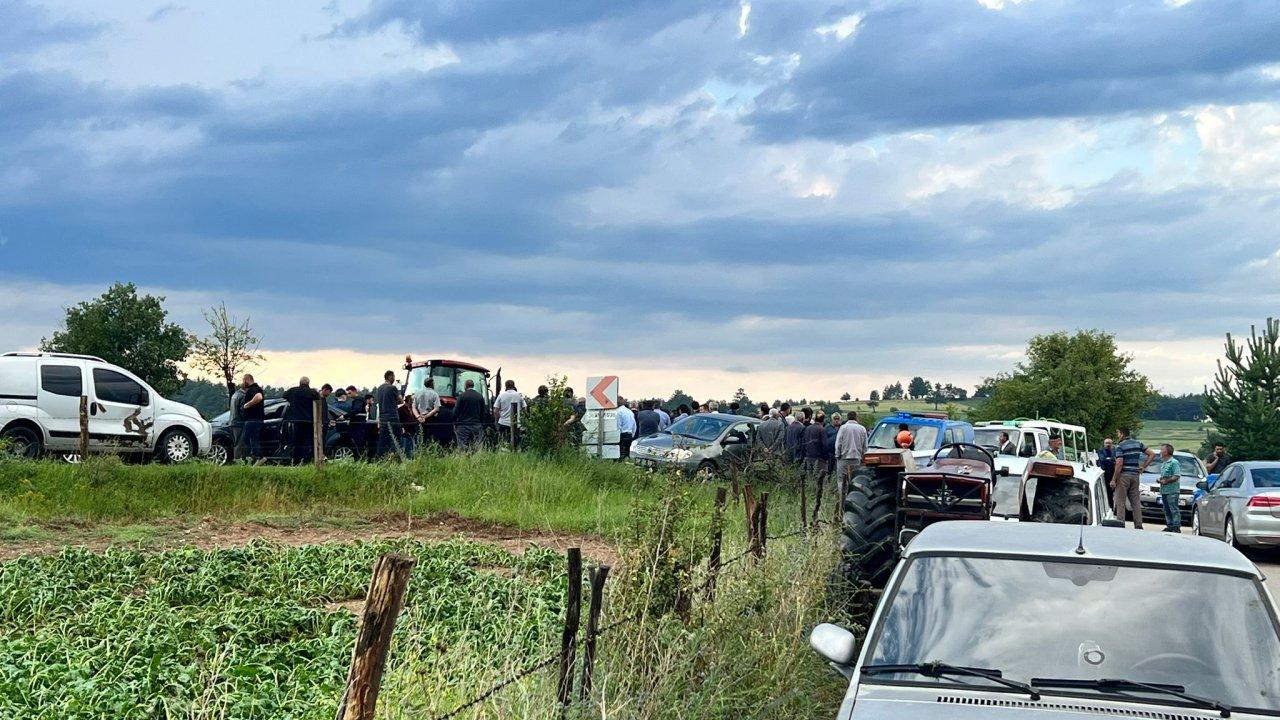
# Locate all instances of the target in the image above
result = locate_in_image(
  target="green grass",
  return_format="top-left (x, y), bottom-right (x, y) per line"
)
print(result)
top-left (1138, 420), bottom-right (1214, 453)
top-left (0, 452), bottom-right (807, 543)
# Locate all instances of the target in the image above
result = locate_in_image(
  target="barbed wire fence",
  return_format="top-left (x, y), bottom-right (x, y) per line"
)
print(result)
top-left (334, 478), bottom-right (835, 720)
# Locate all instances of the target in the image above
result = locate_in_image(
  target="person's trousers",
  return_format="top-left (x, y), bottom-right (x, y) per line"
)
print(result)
top-left (290, 421), bottom-right (313, 464)
top-left (1114, 472), bottom-right (1143, 528)
top-left (619, 432), bottom-right (633, 460)
top-left (242, 420), bottom-right (263, 461)
top-left (498, 422), bottom-right (517, 448)
top-left (401, 433), bottom-right (415, 459)
top-left (1162, 493), bottom-right (1182, 532)
top-left (230, 423), bottom-right (245, 462)
top-left (455, 423), bottom-right (483, 450)
top-left (803, 457), bottom-right (826, 478)
top-left (377, 421), bottom-right (401, 457)
top-left (835, 459), bottom-right (861, 483)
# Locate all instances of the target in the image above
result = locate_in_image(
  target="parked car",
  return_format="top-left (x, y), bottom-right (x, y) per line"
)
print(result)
top-left (1138, 450), bottom-right (1206, 525)
top-left (813, 521), bottom-right (1280, 719)
top-left (1193, 461), bottom-right (1280, 547)
top-left (0, 351), bottom-right (211, 462)
top-left (867, 411), bottom-right (974, 465)
top-left (207, 399), bottom-right (373, 464)
top-left (630, 413), bottom-right (759, 476)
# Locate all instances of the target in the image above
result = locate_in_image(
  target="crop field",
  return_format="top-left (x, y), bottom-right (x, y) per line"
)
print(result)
top-left (0, 538), bottom-right (569, 720)
top-left (1138, 420), bottom-right (1213, 453)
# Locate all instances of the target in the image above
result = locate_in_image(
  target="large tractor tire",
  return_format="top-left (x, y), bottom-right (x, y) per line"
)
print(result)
top-left (840, 469), bottom-right (898, 590)
top-left (1028, 479), bottom-right (1090, 525)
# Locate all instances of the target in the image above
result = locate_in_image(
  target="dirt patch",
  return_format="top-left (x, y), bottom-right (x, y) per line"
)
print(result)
top-left (0, 512), bottom-right (619, 566)
top-left (324, 599), bottom-right (366, 616)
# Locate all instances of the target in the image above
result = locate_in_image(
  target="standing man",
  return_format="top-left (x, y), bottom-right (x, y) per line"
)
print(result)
top-left (1113, 426), bottom-right (1156, 529)
top-left (656, 402), bottom-right (671, 430)
top-left (780, 402), bottom-right (794, 425)
top-left (1048, 433), bottom-right (1066, 460)
top-left (240, 374), bottom-right (265, 463)
top-left (635, 400), bottom-right (661, 438)
top-left (397, 395), bottom-right (418, 458)
top-left (785, 411), bottom-right (807, 464)
top-left (492, 380), bottom-right (526, 447)
top-left (453, 379), bottom-right (487, 450)
top-left (228, 381), bottom-right (246, 462)
top-left (414, 377), bottom-right (441, 447)
top-left (756, 408), bottom-right (786, 455)
top-left (616, 398), bottom-right (636, 460)
top-left (1156, 443), bottom-right (1183, 533)
top-left (997, 431), bottom-right (1017, 456)
top-left (282, 377), bottom-right (319, 464)
top-left (835, 411), bottom-right (868, 482)
top-left (1097, 438), bottom-right (1117, 510)
top-left (1206, 442), bottom-right (1233, 476)
top-left (374, 370), bottom-right (402, 458)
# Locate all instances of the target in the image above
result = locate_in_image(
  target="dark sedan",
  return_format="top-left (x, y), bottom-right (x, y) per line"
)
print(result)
top-left (208, 399), bottom-right (372, 464)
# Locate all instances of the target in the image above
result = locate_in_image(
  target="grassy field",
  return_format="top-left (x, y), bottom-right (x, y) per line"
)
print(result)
top-left (834, 398), bottom-right (979, 415)
top-left (1137, 420), bottom-right (1214, 453)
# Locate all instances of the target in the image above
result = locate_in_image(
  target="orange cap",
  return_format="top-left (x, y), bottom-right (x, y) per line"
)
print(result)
top-left (896, 430), bottom-right (914, 448)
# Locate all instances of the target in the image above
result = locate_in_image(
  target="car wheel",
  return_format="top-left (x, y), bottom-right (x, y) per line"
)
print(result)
top-left (157, 428), bottom-right (195, 464)
top-left (1192, 508), bottom-right (1201, 536)
top-left (207, 440), bottom-right (231, 466)
top-left (840, 469), bottom-right (898, 590)
top-left (1225, 516), bottom-right (1238, 548)
top-left (696, 460), bottom-right (718, 478)
top-left (329, 444), bottom-right (356, 462)
top-left (1, 426), bottom-right (42, 459)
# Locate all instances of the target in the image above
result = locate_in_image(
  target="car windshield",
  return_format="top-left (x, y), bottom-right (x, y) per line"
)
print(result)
top-left (1143, 456), bottom-right (1204, 478)
top-left (211, 410), bottom-right (230, 424)
top-left (1253, 469), bottom-right (1280, 488)
top-left (666, 415), bottom-right (731, 442)
top-left (974, 428), bottom-right (1013, 451)
top-left (868, 422), bottom-right (940, 450)
top-left (867, 556), bottom-right (1280, 712)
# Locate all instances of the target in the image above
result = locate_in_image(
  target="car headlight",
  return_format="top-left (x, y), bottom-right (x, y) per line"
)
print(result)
top-left (669, 448), bottom-right (692, 461)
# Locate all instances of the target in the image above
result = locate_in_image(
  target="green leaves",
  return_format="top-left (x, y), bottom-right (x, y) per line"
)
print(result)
top-left (1204, 318), bottom-right (1280, 460)
top-left (0, 539), bottom-right (566, 719)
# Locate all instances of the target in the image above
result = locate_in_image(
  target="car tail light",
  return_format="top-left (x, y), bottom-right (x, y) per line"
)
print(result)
top-left (1248, 495), bottom-right (1280, 508)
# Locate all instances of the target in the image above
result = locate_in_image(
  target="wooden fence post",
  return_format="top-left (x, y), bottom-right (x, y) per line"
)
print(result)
top-left (706, 487), bottom-right (726, 601)
top-left (335, 553), bottom-right (417, 720)
top-left (743, 483), bottom-right (757, 554)
top-left (578, 564), bottom-right (610, 700)
top-left (673, 561), bottom-right (691, 623)
top-left (557, 547), bottom-right (583, 708)
top-left (510, 403), bottom-right (519, 452)
top-left (756, 492), bottom-right (769, 558)
top-left (313, 397), bottom-right (326, 470)
top-left (78, 395), bottom-right (89, 459)
top-left (835, 475), bottom-right (847, 526)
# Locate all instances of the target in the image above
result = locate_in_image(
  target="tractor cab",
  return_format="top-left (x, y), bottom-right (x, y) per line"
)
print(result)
top-left (402, 356), bottom-right (493, 407)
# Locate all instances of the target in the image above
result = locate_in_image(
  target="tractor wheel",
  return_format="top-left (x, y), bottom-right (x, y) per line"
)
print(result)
top-left (840, 469), bottom-right (898, 590)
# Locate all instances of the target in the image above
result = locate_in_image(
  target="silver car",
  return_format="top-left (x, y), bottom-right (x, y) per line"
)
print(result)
top-left (1193, 461), bottom-right (1280, 547)
top-left (629, 413), bottom-right (759, 475)
top-left (811, 521), bottom-right (1280, 718)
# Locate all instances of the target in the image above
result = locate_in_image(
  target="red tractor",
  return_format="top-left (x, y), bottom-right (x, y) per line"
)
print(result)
top-left (401, 356), bottom-right (498, 445)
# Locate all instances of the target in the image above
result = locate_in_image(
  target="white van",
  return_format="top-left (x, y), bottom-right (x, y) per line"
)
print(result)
top-left (0, 352), bottom-right (211, 462)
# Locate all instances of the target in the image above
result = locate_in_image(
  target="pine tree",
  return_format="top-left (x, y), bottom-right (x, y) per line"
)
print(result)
top-left (1204, 318), bottom-right (1280, 460)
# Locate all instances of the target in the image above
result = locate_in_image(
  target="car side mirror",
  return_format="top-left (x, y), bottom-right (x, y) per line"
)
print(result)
top-left (1101, 518), bottom-right (1125, 529)
top-left (139, 389), bottom-right (150, 406)
top-left (723, 434), bottom-right (744, 445)
top-left (1196, 481), bottom-right (1208, 491)
top-left (809, 623), bottom-right (859, 678)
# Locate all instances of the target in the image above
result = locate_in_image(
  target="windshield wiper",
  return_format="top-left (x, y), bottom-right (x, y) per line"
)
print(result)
top-left (863, 662), bottom-right (1040, 700)
top-left (1031, 677), bottom-right (1232, 718)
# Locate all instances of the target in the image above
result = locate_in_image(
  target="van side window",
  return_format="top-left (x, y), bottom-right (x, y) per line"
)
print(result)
top-left (40, 365), bottom-right (82, 397)
top-left (92, 368), bottom-right (147, 406)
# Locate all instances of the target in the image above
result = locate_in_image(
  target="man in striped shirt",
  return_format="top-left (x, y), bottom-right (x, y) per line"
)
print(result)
top-left (1113, 426), bottom-right (1156, 529)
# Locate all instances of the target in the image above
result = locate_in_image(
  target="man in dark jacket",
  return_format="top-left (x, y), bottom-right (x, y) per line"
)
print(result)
top-left (635, 400), bottom-right (661, 438)
top-left (453, 379), bottom-right (487, 449)
top-left (282, 377), bottom-right (319, 464)
top-left (785, 413), bottom-right (807, 464)
top-left (803, 413), bottom-right (827, 475)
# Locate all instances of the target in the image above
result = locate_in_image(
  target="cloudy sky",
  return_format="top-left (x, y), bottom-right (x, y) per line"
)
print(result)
top-left (3, 0), bottom-right (1279, 400)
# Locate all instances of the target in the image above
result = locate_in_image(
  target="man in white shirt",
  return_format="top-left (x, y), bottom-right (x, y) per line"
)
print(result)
top-left (834, 411), bottom-right (869, 483)
top-left (413, 377), bottom-right (441, 446)
top-left (492, 379), bottom-right (526, 447)
top-left (616, 398), bottom-right (637, 461)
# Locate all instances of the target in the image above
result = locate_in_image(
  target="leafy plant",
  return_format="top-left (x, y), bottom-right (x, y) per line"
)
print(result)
top-left (1204, 318), bottom-right (1280, 460)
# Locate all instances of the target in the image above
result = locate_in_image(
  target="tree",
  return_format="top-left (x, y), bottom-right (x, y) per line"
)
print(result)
top-left (883, 382), bottom-right (904, 401)
top-left (189, 303), bottom-right (264, 398)
top-left (930, 382), bottom-right (946, 409)
top-left (731, 387), bottom-right (752, 411)
top-left (840, 392), bottom-right (852, 401)
top-left (973, 330), bottom-right (1153, 445)
top-left (665, 389), bottom-right (695, 412)
top-left (908, 376), bottom-right (930, 400)
top-left (1204, 318), bottom-right (1280, 460)
top-left (868, 389), bottom-right (880, 402)
top-left (41, 282), bottom-right (193, 396)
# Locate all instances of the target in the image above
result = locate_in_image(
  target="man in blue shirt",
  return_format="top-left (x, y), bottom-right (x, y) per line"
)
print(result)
top-left (1113, 426), bottom-right (1156, 529)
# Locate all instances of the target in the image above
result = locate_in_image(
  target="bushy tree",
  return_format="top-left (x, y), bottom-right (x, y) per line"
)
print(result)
top-left (1204, 318), bottom-right (1280, 460)
top-left (523, 376), bottom-right (577, 455)
top-left (41, 282), bottom-right (193, 396)
top-left (908, 376), bottom-right (930, 400)
top-left (974, 330), bottom-right (1153, 445)
top-left (840, 392), bottom-right (852, 401)
top-left (665, 389), bottom-right (695, 412)
top-left (882, 382), bottom-right (905, 401)
top-left (868, 389), bottom-right (880, 402)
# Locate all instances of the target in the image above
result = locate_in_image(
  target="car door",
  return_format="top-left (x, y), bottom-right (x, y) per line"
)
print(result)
top-left (260, 401), bottom-right (287, 458)
top-left (720, 421), bottom-right (754, 468)
top-left (87, 366), bottom-right (155, 452)
top-left (1206, 466), bottom-right (1239, 536)
top-left (35, 360), bottom-right (86, 449)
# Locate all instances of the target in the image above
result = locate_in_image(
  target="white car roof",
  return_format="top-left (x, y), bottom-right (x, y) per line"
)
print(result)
top-left (904, 521), bottom-right (1261, 579)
